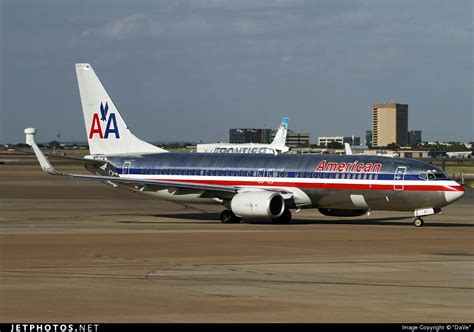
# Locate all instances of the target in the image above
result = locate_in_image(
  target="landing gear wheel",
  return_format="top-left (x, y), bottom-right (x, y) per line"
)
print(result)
top-left (220, 210), bottom-right (241, 224)
top-left (272, 209), bottom-right (292, 224)
top-left (413, 217), bottom-right (424, 227)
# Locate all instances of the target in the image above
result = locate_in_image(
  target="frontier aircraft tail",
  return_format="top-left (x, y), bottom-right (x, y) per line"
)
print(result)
top-left (270, 117), bottom-right (289, 147)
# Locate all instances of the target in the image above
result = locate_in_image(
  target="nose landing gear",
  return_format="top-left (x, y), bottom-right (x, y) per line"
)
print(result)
top-left (412, 208), bottom-right (441, 227)
top-left (413, 217), bottom-right (424, 227)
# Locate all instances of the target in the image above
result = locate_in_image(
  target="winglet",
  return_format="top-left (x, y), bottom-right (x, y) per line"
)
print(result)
top-left (24, 128), bottom-right (60, 175)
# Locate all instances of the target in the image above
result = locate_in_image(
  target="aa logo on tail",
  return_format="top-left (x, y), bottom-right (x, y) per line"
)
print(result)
top-left (89, 102), bottom-right (120, 139)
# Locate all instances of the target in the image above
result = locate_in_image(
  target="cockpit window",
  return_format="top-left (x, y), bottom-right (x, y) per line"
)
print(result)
top-left (419, 171), bottom-right (447, 180)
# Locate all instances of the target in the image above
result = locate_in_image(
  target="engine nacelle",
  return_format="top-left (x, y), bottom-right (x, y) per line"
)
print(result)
top-left (231, 191), bottom-right (285, 218)
top-left (318, 208), bottom-right (368, 217)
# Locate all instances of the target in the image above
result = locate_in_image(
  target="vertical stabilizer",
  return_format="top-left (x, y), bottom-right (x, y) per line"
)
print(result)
top-left (76, 63), bottom-right (166, 155)
top-left (270, 117), bottom-right (289, 147)
top-left (344, 143), bottom-right (353, 155)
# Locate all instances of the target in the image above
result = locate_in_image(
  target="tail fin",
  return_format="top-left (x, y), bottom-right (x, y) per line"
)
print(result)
top-left (75, 63), bottom-right (166, 156)
top-left (270, 117), bottom-right (289, 147)
top-left (344, 143), bottom-right (353, 155)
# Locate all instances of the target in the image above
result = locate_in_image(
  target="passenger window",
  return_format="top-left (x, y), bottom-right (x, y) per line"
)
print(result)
top-left (419, 172), bottom-right (427, 180)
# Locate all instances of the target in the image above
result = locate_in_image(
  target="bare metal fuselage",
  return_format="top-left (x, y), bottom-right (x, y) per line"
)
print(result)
top-left (92, 152), bottom-right (463, 212)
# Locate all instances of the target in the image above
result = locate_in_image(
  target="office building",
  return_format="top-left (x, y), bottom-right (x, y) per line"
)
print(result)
top-left (318, 136), bottom-right (361, 146)
top-left (229, 128), bottom-right (272, 144)
top-left (365, 130), bottom-right (372, 147)
top-left (372, 103), bottom-right (408, 147)
top-left (272, 129), bottom-right (310, 148)
top-left (408, 130), bottom-right (422, 147)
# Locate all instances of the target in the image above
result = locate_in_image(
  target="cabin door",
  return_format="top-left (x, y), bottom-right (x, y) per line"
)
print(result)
top-left (122, 161), bottom-right (132, 175)
top-left (394, 166), bottom-right (407, 190)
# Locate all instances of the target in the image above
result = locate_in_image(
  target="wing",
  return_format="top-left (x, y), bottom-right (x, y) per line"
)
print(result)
top-left (24, 128), bottom-right (241, 198)
top-left (70, 173), bottom-right (238, 198)
top-left (24, 128), bottom-right (298, 201)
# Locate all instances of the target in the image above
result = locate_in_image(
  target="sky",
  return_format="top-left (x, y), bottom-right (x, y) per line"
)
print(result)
top-left (0, 0), bottom-right (472, 144)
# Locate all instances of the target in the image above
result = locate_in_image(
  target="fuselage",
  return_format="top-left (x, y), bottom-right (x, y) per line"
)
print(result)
top-left (196, 143), bottom-right (288, 154)
top-left (98, 153), bottom-right (464, 211)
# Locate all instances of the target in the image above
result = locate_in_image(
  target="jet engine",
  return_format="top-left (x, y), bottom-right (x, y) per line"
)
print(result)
top-left (231, 191), bottom-right (285, 218)
top-left (318, 208), bottom-right (368, 217)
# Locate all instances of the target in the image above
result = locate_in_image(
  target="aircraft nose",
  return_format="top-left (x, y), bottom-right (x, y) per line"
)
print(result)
top-left (444, 186), bottom-right (465, 204)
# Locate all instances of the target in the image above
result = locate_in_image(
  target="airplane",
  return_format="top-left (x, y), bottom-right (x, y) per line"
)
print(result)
top-left (25, 63), bottom-right (465, 227)
top-left (196, 117), bottom-right (290, 155)
top-left (344, 143), bottom-right (353, 155)
top-left (344, 143), bottom-right (398, 158)
top-left (446, 151), bottom-right (472, 159)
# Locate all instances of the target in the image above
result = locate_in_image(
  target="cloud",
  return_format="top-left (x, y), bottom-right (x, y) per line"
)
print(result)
top-left (190, 0), bottom-right (299, 11)
top-left (81, 13), bottom-right (210, 41)
top-left (81, 13), bottom-right (149, 40)
top-left (232, 19), bottom-right (258, 33)
top-left (169, 15), bottom-right (210, 34)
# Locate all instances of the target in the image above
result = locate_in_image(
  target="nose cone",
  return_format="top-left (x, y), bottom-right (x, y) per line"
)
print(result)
top-left (444, 186), bottom-right (465, 204)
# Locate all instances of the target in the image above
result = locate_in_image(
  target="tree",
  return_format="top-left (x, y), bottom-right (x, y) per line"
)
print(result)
top-left (386, 143), bottom-right (400, 150)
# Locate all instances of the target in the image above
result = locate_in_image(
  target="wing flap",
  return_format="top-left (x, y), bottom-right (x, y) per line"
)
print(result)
top-left (71, 173), bottom-right (238, 194)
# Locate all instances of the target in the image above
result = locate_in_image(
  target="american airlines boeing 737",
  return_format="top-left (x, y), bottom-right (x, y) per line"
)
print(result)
top-left (25, 64), bottom-right (465, 227)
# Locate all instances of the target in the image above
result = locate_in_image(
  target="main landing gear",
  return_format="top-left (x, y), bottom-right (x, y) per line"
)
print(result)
top-left (413, 217), bottom-right (424, 227)
top-left (220, 209), bottom-right (241, 224)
